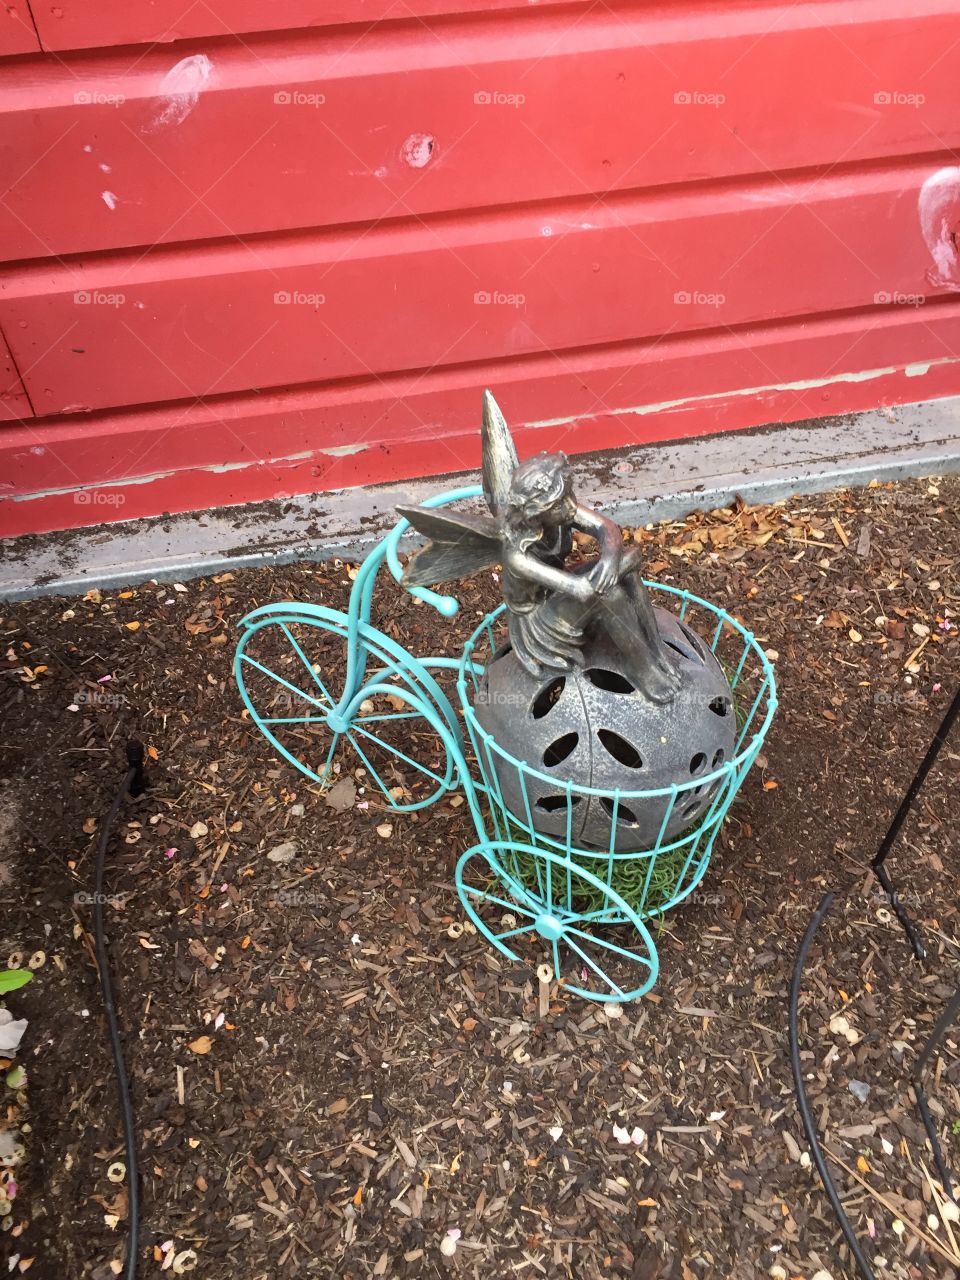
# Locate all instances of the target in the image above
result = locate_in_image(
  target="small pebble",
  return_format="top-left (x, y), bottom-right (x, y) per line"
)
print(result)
top-left (848, 1079), bottom-right (870, 1103)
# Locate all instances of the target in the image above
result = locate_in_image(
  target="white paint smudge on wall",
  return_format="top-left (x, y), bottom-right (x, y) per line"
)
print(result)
top-left (918, 166), bottom-right (960, 291)
top-left (148, 54), bottom-right (213, 130)
top-left (101, 191), bottom-right (117, 210)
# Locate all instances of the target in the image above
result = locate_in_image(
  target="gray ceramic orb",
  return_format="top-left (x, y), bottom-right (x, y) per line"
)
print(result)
top-left (473, 606), bottom-right (737, 849)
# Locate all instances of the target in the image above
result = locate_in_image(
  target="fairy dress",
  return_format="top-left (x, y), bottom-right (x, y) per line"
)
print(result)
top-left (501, 523), bottom-right (581, 674)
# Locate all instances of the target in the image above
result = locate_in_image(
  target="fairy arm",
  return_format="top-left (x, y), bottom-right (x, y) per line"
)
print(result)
top-left (503, 546), bottom-right (595, 602)
top-left (573, 503), bottom-right (623, 593)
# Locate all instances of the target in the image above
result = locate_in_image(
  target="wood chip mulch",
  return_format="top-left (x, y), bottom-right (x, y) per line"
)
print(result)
top-left (0, 474), bottom-right (958, 1280)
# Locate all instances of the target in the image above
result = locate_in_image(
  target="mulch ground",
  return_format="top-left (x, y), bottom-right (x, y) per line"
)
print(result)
top-left (1, 474), bottom-right (959, 1280)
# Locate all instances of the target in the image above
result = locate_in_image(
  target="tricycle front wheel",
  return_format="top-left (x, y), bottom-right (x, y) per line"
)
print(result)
top-left (455, 841), bottom-right (659, 1002)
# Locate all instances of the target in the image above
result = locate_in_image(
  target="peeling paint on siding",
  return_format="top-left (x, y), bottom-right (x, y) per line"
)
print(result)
top-left (524, 358), bottom-right (957, 431)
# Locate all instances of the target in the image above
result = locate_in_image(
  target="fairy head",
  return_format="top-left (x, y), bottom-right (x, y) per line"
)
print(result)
top-left (506, 452), bottom-right (575, 542)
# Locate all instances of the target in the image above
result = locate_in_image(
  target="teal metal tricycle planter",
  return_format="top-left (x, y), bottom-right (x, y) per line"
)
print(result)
top-left (234, 478), bottom-right (778, 1004)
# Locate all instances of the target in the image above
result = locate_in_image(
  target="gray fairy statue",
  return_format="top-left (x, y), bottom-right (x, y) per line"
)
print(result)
top-left (397, 391), bottom-right (681, 704)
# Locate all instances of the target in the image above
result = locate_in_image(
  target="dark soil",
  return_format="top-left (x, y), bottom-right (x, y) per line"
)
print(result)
top-left (1, 475), bottom-right (959, 1280)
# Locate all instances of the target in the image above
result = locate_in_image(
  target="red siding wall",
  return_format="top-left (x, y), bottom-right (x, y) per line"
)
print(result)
top-left (2, 0), bottom-right (960, 536)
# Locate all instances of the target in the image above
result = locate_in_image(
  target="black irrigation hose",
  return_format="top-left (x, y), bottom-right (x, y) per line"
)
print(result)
top-left (913, 986), bottom-right (960, 1203)
top-left (93, 740), bottom-right (146, 1280)
top-left (789, 891), bottom-right (879, 1280)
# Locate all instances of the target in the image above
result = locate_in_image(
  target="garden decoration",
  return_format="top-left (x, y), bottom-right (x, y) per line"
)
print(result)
top-left (235, 391), bottom-right (777, 1002)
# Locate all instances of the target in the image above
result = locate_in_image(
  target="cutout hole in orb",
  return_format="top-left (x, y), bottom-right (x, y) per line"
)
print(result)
top-left (712, 748), bottom-right (725, 768)
top-left (597, 729), bottom-right (643, 769)
top-left (600, 796), bottom-right (639, 825)
top-left (586, 668), bottom-right (635, 694)
top-left (665, 638), bottom-right (697, 662)
top-left (536, 793), bottom-right (581, 813)
top-left (709, 695), bottom-right (731, 718)
top-left (531, 677), bottom-right (565, 719)
top-left (679, 622), bottom-right (708, 662)
top-left (543, 732), bottom-right (579, 768)
top-left (689, 751), bottom-right (707, 774)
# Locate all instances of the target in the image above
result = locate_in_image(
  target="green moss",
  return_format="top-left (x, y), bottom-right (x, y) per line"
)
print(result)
top-left (491, 814), bottom-right (712, 919)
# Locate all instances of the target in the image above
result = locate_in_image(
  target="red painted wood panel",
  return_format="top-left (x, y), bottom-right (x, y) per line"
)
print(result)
top-left (0, 324), bottom-right (33, 421)
top-left (0, 160), bottom-right (951, 415)
top-left (28, 0), bottom-right (579, 54)
top-left (3, 0), bottom-right (960, 539)
top-left (3, 300), bottom-right (959, 536)
top-left (0, 3), bottom-right (40, 56)
top-left (2, 0), bottom-right (958, 260)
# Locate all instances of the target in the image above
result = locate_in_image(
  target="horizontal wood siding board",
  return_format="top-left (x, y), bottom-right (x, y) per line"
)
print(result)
top-left (28, 0), bottom-right (586, 54)
top-left (3, 300), bottom-right (959, 534)
top-left (1, 0), bottom-right (958, 259)
top-left (0, 161), bottom-right (952, 414)
top-left (0, 3), bottom-right (41, 56)
top-left (5, 364), bottom-right (959, 537)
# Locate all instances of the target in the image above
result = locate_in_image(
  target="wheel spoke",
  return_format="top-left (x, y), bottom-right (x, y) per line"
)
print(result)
top-left (562, 933), bottom-right (624, 994)
top-left (508, 848), bottom-right (545, 901)
top-left (318, 730), bottom-right (341, 783)
top-left (566, 926), bottom-right (651, 967)
top-left (355, 710), bottom-right (424, 724)
top-left (342, 732), bottom-right (397, 802)
top-left (494, 923), bottom-right (537, 943)
top-left (577, 905), bottom-right (627, 924)
top-left (239, 654), bottom-right (327, 712)
top-left (461, 884), bottom-right (539, 920)
top-left (279, 623), bottom-right (335, 705)
top-left (259, 714), bottom-right (330, 726)
top-left (350, 723), bottom-right (447, 786)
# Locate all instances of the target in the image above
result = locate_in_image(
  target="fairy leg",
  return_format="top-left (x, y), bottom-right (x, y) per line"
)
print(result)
top-left (595, 579), bottom-right (680, 703)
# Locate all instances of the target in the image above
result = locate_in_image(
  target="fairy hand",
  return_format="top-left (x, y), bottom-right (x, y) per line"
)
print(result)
top-left (589, 548), bottom-right (620, 595)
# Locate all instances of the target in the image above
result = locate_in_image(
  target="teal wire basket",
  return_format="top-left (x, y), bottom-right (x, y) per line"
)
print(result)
top-left (234, 485), bottom-right (777, 1003)
top-left (453, 590), bottom-right (777, 1001)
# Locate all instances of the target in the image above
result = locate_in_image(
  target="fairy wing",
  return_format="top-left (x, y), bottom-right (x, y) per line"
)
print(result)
top-left (396, 504), bottom-right (503, 586)
top-left (481, 389), bottom-right (518, 519)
